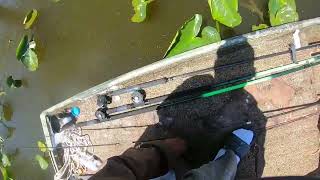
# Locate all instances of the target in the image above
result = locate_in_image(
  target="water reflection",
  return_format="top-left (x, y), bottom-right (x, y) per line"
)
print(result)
top-left (0, 0), bottom-right (318, 178)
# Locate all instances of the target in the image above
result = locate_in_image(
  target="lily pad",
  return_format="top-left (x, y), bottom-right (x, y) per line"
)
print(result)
top-left (6, 76), bottom-right (22, 88)
top-left (23, 9), bottom-right (38, 29)
top-left (16, 35), bottom-right (39, 71)
top-left (35, 155), bottom-right (48, 170)
top-left (0, 166), bottom-right (12, 180)
top-left (1, 154), bottom-right (11, 167)
top-left (269, 0), bottom-right (299, 26)
top-left (131, 0), bottom-right (153, 23)
top-left (6, 149), bottom-right (19, 164)
top-left (0, 104), bottom-right (12, 122)
top-left (5, 127), bottom-right (15, 139)
top-left (21, 48), bottom-right (38, 71)
top-left (208, 0), bottom-right (242, 28)
top-left (252, 24), bottom-right (269, 31)
top-left (37, 141), bottom-right (48, 153)
top-left (165, 14), bottom-right (221, 58)
top-left (16, 35), bottom-right (29, 61)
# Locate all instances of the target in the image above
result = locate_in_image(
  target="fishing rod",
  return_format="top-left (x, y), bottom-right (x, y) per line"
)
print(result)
top-left (18, 122), bottom-right (253, 150)
top-left (104, 43), bottom-right (319, 97)
top-left (92, 43), bottom-right (319, 119)
top-left (22, 105), bottom-right (320, 151)
top-left (263, 99), bottom-right (320, 119)
top-left (265, 111), bottom-right (319, 131)
top-left (75, 55), bottom-right (320, 128)
top-left (77, 98), bottom-right (318, 131)
top-left (103, 52), bottom-right (319, 116)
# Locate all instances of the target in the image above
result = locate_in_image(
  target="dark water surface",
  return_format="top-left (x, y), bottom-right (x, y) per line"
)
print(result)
top-left (0, 0), bottom-right (318, 179)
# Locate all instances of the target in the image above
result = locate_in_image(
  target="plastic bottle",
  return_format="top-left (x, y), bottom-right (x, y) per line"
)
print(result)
top-left (50, 107), bottom-right (80, 133)
top-left (61, 107), bottom-right (80, 126)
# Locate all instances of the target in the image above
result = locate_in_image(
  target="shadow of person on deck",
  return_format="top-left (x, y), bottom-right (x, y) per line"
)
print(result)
top-left (135, 39), bottom-right (267, 179)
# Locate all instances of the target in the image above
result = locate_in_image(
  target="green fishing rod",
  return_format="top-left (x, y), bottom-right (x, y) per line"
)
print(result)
top-left (75, 55), bottom-right (320, 128)
top-left (105, 43), bottom-right (319, 97)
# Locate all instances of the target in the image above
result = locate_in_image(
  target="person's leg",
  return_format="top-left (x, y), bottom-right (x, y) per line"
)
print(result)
top-left (183, 150), bottom-right (238, 180)
top-left (90, 138), bottom-right (186, 180)
top-left (183, 129), bottom-right (254, 180)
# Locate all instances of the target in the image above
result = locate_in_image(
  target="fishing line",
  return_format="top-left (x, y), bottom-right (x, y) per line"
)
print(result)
top-left (106, 43), bottom-right (319, 97)
top-left (76, 55), bottom-right (320, 127)
top-left (18, 100), bottom-right (319, 151)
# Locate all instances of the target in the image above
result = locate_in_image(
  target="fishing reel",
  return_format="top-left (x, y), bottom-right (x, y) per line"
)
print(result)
top-left (95, 95), bottom-right (112, 121)
top-left (95, 107), bottom-right (109, 121)
top-left (97, 95), bottom-right (112, 107)
top-left (95, 89), bottom-right (147, 121)
top-left (131, 89), bottom-right (146, 106)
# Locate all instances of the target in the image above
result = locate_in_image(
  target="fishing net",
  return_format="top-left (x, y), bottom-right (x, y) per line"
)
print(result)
top-left (54, 127), bottom-right (94, 180)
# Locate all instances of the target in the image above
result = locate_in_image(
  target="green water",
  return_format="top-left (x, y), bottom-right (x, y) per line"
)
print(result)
top-left (0, 0), bottom-right (318, 179)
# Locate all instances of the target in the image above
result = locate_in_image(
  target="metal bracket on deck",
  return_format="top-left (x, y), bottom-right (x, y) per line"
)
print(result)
top-left (97, 95), bottom-right (112, 107)
top-left (131, 89), bottom-right (146, 107)
top-left (290, 43), bottom-right (298, 64)
top-left (309, 41), bottom-right (320, 57)
top-left (95, 107), bottom-right (109, 121)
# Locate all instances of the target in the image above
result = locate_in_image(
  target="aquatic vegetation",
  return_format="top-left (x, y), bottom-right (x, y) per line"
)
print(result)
top-left (35, 141), bottom-right (49, 170)
top-left (165, 0), bottom-right (299, 57)
top-left (16, 35), bottom-right (38, 71)
top-left (0, 137), bottom-right (14, 180)
top-left (37, 141), bottom-right (47, 153)
top-left (35, 155), bottom-right (49, 170)
top-left (131, 0), bottom-right (154, 23)
top-left (208, 0), bottom-right (242, 28)
top-left (0, 7), bottom-right (42, 178)
top-left (0, 104), bottom-right (12, 122)
top-left (269, 0), bottom-right (299, 26)
top-left (6, 76), bottom-right (22, 89)
top-left (252, 24), bottom-right (269, 31)
top-left (23, 9), bottom-right (38, 29)
top-left (165, 14), bottom-right (221, 58)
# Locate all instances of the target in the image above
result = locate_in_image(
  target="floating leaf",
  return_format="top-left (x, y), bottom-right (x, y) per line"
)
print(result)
top-left (0, 92), bottom-right (5, 97)
top-left (0, 166), bottom-right (12, 180)
top-left (37, 141), bottom-right (48, 153)
top-left (208, 0), bottom-right (242, 28)
top-left (35, 155), bottom-right (48, 170)
top-left (252, 24), bottom-right (269, 31)
top-left (21, 48), bottom-right (38, 71)
top-left (268, 0), bottom-right (299, 26)
top-left (6, 149), bottom-right (19, 164)
top-left (1, 154), bottom-right (11, 167)
top-left (0, 137), bottom-right (4, 145)
top-left (23, 9), bottom-right (38, 29)
top-left (5, 127), bottom-right (15, 139)
top-left (165, 14), bottom-right (221, 58)
top-left (0, 104), bottom-right (13, 122)
top-left (6, 76), bottom-right (22, 88)
top-left (16, 35), bottom-right (29, 61)
top-left (16, 35), bottom-right (39, 71)
top-left (131, 0), bottom-right (153, 23)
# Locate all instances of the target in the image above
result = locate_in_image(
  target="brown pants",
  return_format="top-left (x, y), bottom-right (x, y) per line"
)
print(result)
top-left (90, 141), bottom-right (238, 180)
